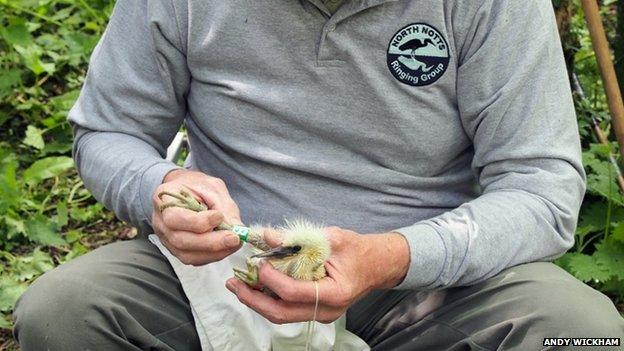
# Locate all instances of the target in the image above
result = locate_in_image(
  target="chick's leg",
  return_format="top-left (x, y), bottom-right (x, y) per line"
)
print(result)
top-left (158, 190), bottom-right (207, 212)
top-left (233, 258), bottom-right (259, 286)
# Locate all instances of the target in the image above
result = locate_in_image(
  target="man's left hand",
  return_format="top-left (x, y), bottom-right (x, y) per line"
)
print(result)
top-left (225, 226), bottom-right (410, 324)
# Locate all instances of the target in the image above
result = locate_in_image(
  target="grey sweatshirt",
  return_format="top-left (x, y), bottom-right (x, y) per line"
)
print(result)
top-left (68, 0), bottom-right (585, 290)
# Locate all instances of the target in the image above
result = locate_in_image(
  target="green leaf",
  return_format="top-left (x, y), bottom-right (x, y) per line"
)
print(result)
top-left (594, 239), bottom-right (624, 281)
top-left (24, 215), bottom-right (66, 246)
top-left (588, 143), bottom-right (612, 158)
top-left (577, 202), bottom-right (608, 238)
top-left (0, 314), bottom-right (11, 329)
top-left (0, 276), bottom-right (28, 312)
top-left (0, 18), bottom-right (33, 46)
top-left (582, 145), bottom-right (624, 205)
top-left (0, 157), bottom-right (20, 212)
top-left (50, 6), bottom-right (73, 21)
top-left (22, 125), bottom-right (45, 150)
top-left (613, 223), bottom-right (624, 243)
top-left (40, 62), bottom-right (56, 74)
top-left (23, 156), bottom-right (74, 185)
top-left (3, 215), bottom-right (25, 238)
top-left (65, 32), bottom-right (98, 58)
top-left (41, 140), bottom-right (73, 155)
top-left (62, 242), bottom-right (89, 262)
top-left (50, 89), bottom-right (79, 112)
top-left (14, 44), bottom-right (56, 76)
top-left (0, 68), bottom-right (22, 99)
top-left (13, 249), bottom-right (55, 281)
top-left (583, 150), bottom-right (609, 175)
top-left (84, 21), bottom-right (100, 31)
top-left (16, 0), bottom-right (44, 8)
top-left (565, 252), bottom-right (612, 283)
top-left (586, 173), bottom-right (624, 206)
top-left (69, 203), bottom-right (104, 222)
top-left (65, 229), bottom-right (83, 243)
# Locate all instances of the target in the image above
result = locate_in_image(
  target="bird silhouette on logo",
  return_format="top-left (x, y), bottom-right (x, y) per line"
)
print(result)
top-left (398, 38), bottom-right (435, 72)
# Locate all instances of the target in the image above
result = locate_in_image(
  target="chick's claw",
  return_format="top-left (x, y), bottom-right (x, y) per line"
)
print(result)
top-left (157, 190), bottom-right (207, 213)
top-left (233, 259), bottom-right (260, 286)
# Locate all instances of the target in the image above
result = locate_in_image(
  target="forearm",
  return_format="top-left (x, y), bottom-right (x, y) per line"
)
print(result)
top-left (73, 127), bottom-right (180, 234)
top-left (392, 159), bottom-right (584, 290)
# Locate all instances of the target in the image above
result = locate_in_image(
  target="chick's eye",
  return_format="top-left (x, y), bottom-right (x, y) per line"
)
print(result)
top-left (292, 245), bottom-right (302, 252)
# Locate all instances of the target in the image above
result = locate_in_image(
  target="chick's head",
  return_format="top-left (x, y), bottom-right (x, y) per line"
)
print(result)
top-left (252, 220), bottom-right (331, 281)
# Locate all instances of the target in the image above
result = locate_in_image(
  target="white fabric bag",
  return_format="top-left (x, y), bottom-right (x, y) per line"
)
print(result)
top-left (148, 235), bottom-right (370, 351)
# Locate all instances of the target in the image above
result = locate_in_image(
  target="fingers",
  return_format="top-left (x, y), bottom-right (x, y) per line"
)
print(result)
top-left (155, 212), bottom-right (240, 252)
top-left (161, 231), bottom-right (240, 265)
top-left (169, 247), bottom-right (237, 266)
top-left (161, 228), bottom-right (241, 252)
top-left (152, 214), bottom-right (241, 265)
top-left (161, 207), bottom-right (224, 233)
top-left (256, 263), bottom-right (349, 308)
top-left (152, 171), bottom-right (246, 265)
top-left (226, 278), bottom-right (342, 324)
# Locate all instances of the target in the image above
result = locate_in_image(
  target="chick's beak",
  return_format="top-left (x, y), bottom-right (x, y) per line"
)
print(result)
top-left (251, 245), bottom-right (301, 259)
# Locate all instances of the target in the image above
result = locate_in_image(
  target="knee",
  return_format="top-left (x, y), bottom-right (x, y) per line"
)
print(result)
top-left (514, 268), bottom-right (624, 337)
top-left (541, 289), bottom-right (623, 336)
top-left (13, 266), bottom-right (104, 349)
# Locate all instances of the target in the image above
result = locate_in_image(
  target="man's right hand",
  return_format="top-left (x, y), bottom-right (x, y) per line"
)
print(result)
top-left (152, 169), bottom-right (243, 265)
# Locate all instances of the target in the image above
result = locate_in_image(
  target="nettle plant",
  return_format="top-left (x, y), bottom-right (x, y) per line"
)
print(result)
top-left (0, 0), bottom-right (116, 329)
top-left (557, 141), bottom-right (624, 303)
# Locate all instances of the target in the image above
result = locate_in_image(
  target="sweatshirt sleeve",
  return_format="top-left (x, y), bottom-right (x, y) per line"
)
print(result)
top-left (68, 0), bottom-right (189, 234)
top-left (393, 0), bottom-right (586, 290)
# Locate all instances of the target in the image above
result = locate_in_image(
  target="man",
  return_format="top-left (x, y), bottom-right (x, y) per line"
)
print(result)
top-left (13, 0), bottom-right (624, 350)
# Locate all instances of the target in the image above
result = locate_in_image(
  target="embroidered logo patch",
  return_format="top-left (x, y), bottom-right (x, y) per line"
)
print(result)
top-left (387, 23), bottom-right (450, 86)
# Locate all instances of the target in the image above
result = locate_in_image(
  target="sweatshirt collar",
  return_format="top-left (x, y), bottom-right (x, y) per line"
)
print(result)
top-left (307, 0), bottom-right (399, 21)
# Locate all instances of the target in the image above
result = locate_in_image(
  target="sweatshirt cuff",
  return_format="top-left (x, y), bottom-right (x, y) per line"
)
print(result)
top-left (139, 161), bottom-right (182, 228)
top-left (391, 223), bottom-right (446, 290)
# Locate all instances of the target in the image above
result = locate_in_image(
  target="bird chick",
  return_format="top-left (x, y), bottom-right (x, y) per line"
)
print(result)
top-left (233, 220), bottom-right (331, 286)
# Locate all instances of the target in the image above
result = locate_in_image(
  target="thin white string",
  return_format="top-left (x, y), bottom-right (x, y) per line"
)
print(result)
top-left (304, 281), bottom-right (320, 351)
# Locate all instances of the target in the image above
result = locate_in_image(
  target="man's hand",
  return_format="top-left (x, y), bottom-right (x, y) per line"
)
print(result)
top-left (225, 227), bottom-right (410, 324)
top-left (152, 169), bottom-right (243, 265)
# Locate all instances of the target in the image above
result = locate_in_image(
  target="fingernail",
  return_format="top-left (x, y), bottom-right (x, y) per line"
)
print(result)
top-left (226, 280), bottom-right (237, 293)
top-left (224, 234), bottom-right (240, 248)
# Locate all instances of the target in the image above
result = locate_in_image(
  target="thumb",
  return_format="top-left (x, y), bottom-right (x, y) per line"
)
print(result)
top-left (263, 228), bottom-right (284, 248)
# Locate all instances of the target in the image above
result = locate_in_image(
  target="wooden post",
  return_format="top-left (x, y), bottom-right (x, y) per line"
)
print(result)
top-left (616, 1), bottom-right (624, 95)
top-left (581, 0), bottom-right (624, 161)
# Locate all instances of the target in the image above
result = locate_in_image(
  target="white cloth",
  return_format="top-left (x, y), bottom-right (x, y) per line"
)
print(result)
top-left (148, 235), bottom-right (370, 351)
